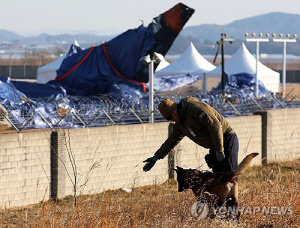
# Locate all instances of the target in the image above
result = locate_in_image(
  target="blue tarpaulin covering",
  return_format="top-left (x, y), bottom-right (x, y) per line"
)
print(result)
top-left (211, 72), bottom-right (269, 95)
top-left (0, 77), bottom-right (66, 99)
top-left (0, 3), bottom-right (194, 99)
top-left (48, 3), bottom-right (195, 96)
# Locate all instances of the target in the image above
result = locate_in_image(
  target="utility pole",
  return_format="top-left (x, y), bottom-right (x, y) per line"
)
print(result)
top-left (213, 33), bottom-right (234, 96)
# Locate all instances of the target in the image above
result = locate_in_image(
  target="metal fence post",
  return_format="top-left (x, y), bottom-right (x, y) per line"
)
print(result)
top-left (168, 123), bottom-right (175, 179)
top-left (254, 111), bottom-right (268, 165)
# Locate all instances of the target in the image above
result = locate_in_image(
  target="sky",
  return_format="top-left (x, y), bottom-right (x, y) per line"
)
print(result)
top-left (1, 0), bottom-right (299, 36)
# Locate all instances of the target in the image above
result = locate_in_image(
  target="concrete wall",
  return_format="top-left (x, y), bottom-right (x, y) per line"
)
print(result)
top-left (0, 109), bottom-right (299, 208)
top-left (257, 108), bottom-right (300, 162)
top-left (0, 130), bottom-right (51, 208)
top-left (57, 124), bottom-right (169, 197)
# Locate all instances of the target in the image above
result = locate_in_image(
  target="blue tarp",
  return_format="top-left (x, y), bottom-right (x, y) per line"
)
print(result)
top-left (0, 77), bottom-right (66, 99)
top-left (211, 72), bottom-right (270, 95)
top-left (0, 79), bottom-right (27, 104)
top-left (49, 3), bottom-right (195, 96)
top-left (0, 3), bottom-right (194, 99)
top-left (154, 73), bottom-right (202, 92)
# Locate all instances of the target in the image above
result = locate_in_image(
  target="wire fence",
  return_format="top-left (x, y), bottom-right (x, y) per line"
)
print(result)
top-left (1, 92), bottom-right (300, 132)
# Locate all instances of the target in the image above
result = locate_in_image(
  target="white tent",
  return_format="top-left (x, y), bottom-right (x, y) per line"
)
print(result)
top-left (155, 54), bottom-right (170, 72)
top-left (202, 43), bottom-right (280, 93)
top-left (37, 41), bottom-right (80, 84)
top-left (36, 53), bottom-right (67, 84)
top-left (155, 42), bottom-right (215, 76)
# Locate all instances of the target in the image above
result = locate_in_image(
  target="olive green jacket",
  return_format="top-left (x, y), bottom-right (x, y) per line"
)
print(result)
top-left (154, 96), bottom-right (233, 159)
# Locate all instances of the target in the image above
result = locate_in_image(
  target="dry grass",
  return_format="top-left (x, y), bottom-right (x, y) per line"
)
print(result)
top-left (0, 159), bottom-right (299, 228)
top-left (286, 83), bottom-right (300, 98)
top-left (157, 82), bottom-right (300, 98)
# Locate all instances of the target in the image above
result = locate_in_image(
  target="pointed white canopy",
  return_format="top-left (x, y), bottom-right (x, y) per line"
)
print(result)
top-left (36, 53), bottom-right (67, 84)
top-left (155, 53), bottom-right (170, 72)
top-left (203, 43), bottom-right (280, 92)
top-left (37, 40), bottom-right (80, 84)
top-left (155, 42), bottom-right (216, 76)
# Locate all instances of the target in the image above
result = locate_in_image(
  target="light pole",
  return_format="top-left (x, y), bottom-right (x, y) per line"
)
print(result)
top-left (8, 53), bottom-right (15, 79)
top-left (272, 33), bottom-right (297, 98)
top-left (140, 52), bottom-right (163, 123)
top-left (245, 32), bottom-right (270, 98)
top-left (213, 33), bottom-right (234, 96)
top-left (24, 62), bottom-right (27, 79)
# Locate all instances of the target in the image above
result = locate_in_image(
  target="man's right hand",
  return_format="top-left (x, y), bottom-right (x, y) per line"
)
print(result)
top-left (205, 152), bottom-right (225, 169)
top-left (143, 156), bottom-right (158, 172)
top-left (216, 151), bottom-right (225, 162)
top-left (205, 154), bottom-right (216, 169)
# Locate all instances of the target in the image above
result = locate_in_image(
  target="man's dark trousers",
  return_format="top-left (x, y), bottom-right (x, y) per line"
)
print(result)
top-left (209, 132), bottom-right (239, 173)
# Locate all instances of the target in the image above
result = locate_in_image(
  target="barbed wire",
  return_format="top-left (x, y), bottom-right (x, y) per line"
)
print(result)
top-left (1, 92), bottom-right (300, 132)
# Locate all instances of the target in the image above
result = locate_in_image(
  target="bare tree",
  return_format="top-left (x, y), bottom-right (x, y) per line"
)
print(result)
top-left (49, 130), bottom-right (102, 207)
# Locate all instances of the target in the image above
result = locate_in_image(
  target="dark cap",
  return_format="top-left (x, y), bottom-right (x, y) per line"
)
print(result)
top-left (158, 99), bottom-right (177, 119)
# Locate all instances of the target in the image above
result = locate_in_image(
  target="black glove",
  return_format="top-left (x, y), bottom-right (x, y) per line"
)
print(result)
top-left (205, 152), bottom-right (225, 169)
top-left (216, 152), bottom-right (225, 162)
top-left (205, 154), bottom-right (216, 169)
top-left (143, 156), bottom-right (158, 172)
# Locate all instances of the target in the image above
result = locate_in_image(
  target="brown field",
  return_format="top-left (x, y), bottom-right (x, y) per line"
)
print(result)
top-left (158, 82), bottom-right (300, 99)
top-left (285, 83), bottom-right (300, 98)
top-left (0, 159), bottom-right (299, 228)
